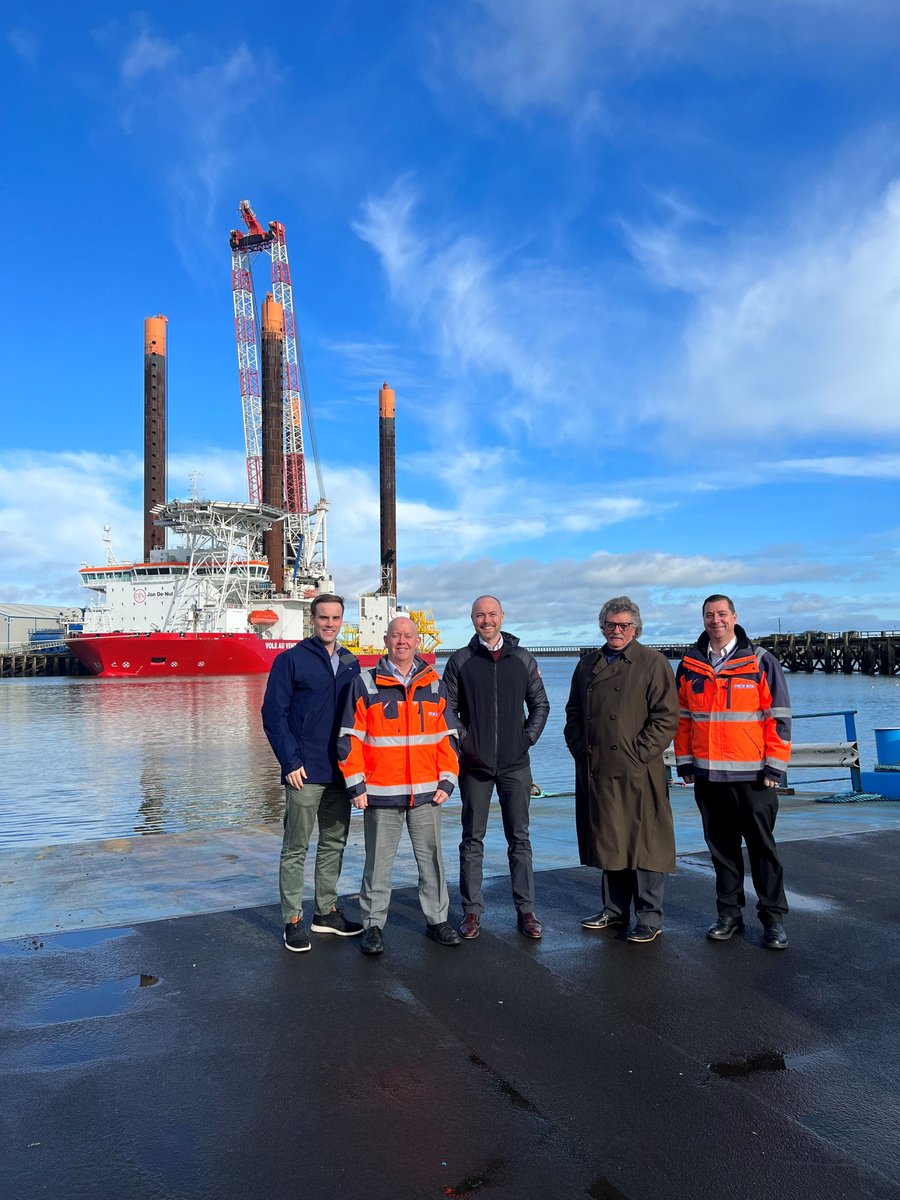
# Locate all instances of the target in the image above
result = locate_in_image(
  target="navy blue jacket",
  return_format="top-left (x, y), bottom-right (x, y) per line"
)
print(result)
top-left (261, 638), bottom-right (360, 785)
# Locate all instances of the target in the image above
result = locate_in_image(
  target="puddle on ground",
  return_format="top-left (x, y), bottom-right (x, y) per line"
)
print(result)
top-left (1, 926), bottom-right (136, 957)
top-left (708, 1050), bottom-right (787, 1078)
top-left (30, 974), bottom-right (159, 1025)
top-left (51, 927), bottom-right (136, 950)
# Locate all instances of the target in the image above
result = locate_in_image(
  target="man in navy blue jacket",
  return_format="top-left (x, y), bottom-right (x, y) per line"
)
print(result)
top-left (262, 594), bottom-right (363, 952)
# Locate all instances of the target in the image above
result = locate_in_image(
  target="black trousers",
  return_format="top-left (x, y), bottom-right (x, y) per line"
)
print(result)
top-left (459, 761), bottom-right (534, 914)
top-left (694, 778), bottom-right (788, 921)
top-left (602, 869), bottom-right (666, 929)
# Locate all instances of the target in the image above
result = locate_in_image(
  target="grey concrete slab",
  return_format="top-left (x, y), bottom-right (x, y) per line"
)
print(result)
top-left (1, 831), bottom-right (898, 1200)
top-left (3, 793), bottom-right (899, 942)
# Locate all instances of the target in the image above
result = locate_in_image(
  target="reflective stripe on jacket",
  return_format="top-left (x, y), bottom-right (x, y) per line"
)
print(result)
top-left (337, 656), bottom-right (459, 807)
top-left (674, 626), bottom-right (791, 783)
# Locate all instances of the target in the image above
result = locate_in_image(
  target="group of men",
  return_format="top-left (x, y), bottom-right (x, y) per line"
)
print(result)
top-left (262, 589), bottom-right (791, 957)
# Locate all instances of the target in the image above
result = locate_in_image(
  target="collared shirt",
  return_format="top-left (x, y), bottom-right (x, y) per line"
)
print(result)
top-left (386, 657), bottom-right (417, 686)
top-left (478, 634), bottom-right (504, 653)
top-left (708, 635), bottom-right (737, 671)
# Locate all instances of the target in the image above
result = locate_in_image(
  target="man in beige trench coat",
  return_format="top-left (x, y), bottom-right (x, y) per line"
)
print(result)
top-left (564, 596), bottom-right (679, 943)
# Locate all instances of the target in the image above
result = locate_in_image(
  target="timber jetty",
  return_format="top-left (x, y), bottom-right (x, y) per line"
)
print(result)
top-left (0, 647), bottom-right (87, 679)
top-left (438, 630), bottom-right (900, 674)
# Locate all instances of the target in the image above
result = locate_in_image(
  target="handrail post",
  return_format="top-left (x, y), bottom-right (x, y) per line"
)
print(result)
top-left (843, 709), bottom-right (862, 792)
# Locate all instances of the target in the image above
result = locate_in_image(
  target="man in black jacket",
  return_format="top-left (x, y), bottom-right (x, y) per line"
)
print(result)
top-left (443, 596), bottom-right (550, 939)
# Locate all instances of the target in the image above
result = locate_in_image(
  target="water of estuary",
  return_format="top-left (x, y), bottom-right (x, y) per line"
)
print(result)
top-left (2, 659), bottom-right (898, 849)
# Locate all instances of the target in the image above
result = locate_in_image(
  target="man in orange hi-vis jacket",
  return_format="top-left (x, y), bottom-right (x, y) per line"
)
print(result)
top-left (337, 615), bottom-right (461, 956)
top-left (675, 594), bottom-right (792, 950)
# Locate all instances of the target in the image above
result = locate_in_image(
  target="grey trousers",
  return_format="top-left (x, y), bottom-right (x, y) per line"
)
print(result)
top-left (602, 868), bottom-right (666, 929)
top-left (279, 781), bottom-right (352, 924)
top-left (361, 803), bottom-right (450, 929)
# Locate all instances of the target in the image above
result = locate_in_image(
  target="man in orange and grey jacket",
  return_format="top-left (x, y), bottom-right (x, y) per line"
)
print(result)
top-left (675, 594), bottom-right (792, 949)
top-left (337, 615), bottom-right (461, 956)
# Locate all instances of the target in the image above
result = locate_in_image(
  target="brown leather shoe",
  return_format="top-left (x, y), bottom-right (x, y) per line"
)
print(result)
top-left (517, 911), bottom-right (543, 939)
top-left (459, 913), bottom-right (481, 939)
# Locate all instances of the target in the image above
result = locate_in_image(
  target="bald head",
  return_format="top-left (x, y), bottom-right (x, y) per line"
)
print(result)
top-left (471, 595), bottom-right (504, 649)
top-left (384, 615), bottom-right (420, 671)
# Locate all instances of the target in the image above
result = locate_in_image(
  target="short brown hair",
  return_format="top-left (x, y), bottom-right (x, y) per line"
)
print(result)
top-left (311, 592), bottom-right (345, 617)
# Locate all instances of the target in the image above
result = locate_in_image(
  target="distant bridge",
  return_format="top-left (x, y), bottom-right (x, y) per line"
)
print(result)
top-left (437, 631), bottom-right (900, 674)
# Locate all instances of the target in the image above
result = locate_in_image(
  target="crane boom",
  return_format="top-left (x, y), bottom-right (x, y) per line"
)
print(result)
top-left (229, 200), bottom-right (328, 592)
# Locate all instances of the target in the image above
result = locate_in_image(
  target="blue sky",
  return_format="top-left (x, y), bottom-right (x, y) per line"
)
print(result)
top-left (3, 1), bottom-right (899, 647)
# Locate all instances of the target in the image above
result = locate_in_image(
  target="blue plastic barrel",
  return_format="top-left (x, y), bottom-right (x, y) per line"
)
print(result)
top-left (874, 728), bottom-right (900, 766)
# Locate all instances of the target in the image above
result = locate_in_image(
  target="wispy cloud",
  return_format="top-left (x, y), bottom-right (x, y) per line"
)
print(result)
top-left (353, 178), bottom-right (633, 446)
top-left (442, 0), bottom-right (900, 120)
top-left (629, 170), bottom-right (900, 446)
top-left (777, 454), bottom-right (900, 479)
top-left (101, 20), bottom-right (279, 267)
top-left (119, 29), bottom-right (178, 81)
top-left (7, 26), bottom-right (39, 64)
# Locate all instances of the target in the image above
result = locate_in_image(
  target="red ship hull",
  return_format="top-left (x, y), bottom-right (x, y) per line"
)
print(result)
top-left (65, 631), bottom-right (431, 677)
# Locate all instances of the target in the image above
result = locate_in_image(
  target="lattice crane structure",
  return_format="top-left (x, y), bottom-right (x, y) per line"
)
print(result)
top-left (229, 200), bottom-right (328, 594)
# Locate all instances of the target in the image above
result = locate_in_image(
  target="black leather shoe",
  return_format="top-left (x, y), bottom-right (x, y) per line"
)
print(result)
top-left (762, 922), bottom-right (788, 950)
top-left (426, 921), bottom-right (462, 946)
top-left (626, 924), bottom-right (662, 943)
top-left (360, 926), bottom-right (384, 955)
top-left (459, 913), bottom-right (481, 939)
top-left (581, 910), bottom-right (627, 930)
top-left (706, 915), bottom-right (744, 941)
top-left (517, 911), bottom-right (543, 939)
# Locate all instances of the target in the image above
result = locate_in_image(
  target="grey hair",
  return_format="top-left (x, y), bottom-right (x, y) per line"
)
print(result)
top-left (598, 596), bottom-right (643, 637)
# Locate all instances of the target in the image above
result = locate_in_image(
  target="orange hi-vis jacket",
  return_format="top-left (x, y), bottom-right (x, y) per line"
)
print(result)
top-left (337, 656), bottom-right (459, 807)
top-left (674, 629), bottom-right (792, 783)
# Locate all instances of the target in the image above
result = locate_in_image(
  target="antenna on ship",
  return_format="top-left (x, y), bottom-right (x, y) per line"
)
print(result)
top-left (188, 472), bottom-right (203, 502)
top-left (102, 524), bottom-right (117, 566)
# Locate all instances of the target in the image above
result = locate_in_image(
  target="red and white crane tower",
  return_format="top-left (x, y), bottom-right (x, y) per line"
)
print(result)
top-left (229, 200), bottom-right (328, 593)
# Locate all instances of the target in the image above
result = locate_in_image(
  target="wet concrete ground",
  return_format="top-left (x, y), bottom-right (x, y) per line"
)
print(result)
top-left (3, 790), bottom-right (900, 940)
top-left (2, 829), bottom-right (898, 1200)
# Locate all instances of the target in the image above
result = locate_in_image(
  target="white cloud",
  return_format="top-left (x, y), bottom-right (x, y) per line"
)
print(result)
top-left (353, 180), bottom-right (630, 446)
top-left (630, 174), bottom-right (900, 444)
top-left (107, 26), bottom-right (278, 265)
top-left (777, 454), bottom-right (900, 479)
top-left (119, 30), bottom-right (178, 81)
top-left (394, 547), bottom-right (856, 646)
top-left (0, 452), bottom-right (142, 603)
top-left (443, 0), bottom-right (900, 119)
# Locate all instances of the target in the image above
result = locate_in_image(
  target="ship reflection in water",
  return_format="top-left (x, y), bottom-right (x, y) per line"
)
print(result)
top-left (0, 675), bottom-right (285, 849)
top-left (2, 664), bottom-right (899, 850)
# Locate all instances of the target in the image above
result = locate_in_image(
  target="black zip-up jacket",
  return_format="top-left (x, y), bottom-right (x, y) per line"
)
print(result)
top-left (443, 632), bottom-right (550, 773)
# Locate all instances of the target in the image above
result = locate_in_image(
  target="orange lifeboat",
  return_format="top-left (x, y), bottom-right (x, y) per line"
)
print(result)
top-left (249, 609), bottom-right (279, 629)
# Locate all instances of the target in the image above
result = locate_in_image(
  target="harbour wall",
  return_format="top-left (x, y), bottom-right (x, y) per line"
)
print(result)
top-left (437, 630), bottom-right (900, 674)
top-left (3, 629), bottom-right (899, 676)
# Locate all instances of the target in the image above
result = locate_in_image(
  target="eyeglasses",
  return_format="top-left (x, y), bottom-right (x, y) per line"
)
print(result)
top-left (604, 621), bottom-right (634, 632)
